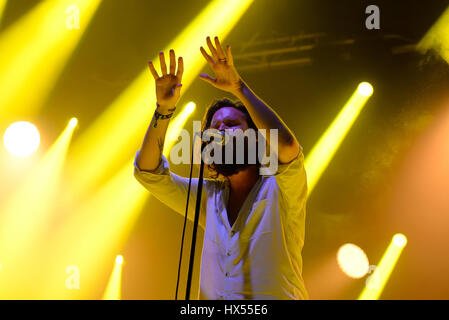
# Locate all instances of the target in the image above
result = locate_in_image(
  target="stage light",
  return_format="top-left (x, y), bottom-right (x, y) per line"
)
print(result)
top-left (0, 118), bottom-right (78, 298)
top-left (358, 233), bottom-right (408, 300)
top-left (358, 82), bottom-right (374, 97)
top-left (305, 82), bottom-right (374, 193)
top-left (418, 6), bottom-right (449, 64)
top-left (393, 233), bottom-right (407, 247)
top-left (103, 255), bottom-right (125, 300)
top-left (69, 118), bottom-right (78, 129)
top-left (0, 0), bottom-right (102, 119)
top-left (3, 121), bottom-right (40, 157)
top-left (185, 101), bottom-right (195, 114)
top-left (115, 255), bottom-right (124, 265)
top-left (337, 243), bottom-right (370, 279)
top-left (164, 101), bottom-right (196, 156)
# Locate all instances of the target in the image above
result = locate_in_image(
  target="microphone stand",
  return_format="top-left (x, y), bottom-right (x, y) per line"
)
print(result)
top-left (184, 155), bottom-right (204, 300)
top-left (181, 132), bottom-right (223, 299)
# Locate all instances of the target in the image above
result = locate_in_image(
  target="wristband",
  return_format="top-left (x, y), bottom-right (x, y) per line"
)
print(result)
top-left (156, 102), bottom-right (176, 113)
top-left (153, 104), bottom-right (175, 127)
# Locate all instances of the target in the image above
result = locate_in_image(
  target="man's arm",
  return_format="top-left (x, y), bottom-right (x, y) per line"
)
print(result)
top-left (231, 79), bottom-right (300, 164)
top-left (136, 50), bottom-right (183, 171)
top-left (134, 49), bottom-right (208, 228)
top-left (199, 36), bottom-right (300, 164)
top-left (136, 106), bottom-right (173, 171)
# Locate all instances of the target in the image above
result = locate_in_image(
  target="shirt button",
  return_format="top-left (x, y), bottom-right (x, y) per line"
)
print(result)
top-left (225, 272), bottom-right (229, 277)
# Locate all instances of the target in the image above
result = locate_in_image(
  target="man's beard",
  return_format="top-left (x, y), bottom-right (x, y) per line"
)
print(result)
top-left (206, 135), bottom-right (260, 177)
top-left (212, 159), bottom-right (252, 177)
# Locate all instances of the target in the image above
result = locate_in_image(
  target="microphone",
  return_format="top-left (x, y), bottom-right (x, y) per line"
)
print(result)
top-left (201, 130), bottom-right (231, 149)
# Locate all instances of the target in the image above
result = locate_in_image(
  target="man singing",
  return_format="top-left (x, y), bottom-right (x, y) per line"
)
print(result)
top-left (134, 36), bottom-right (308, 300)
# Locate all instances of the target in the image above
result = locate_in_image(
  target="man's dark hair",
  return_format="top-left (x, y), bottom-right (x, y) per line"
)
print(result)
top-left (201, 98), bottom-right (261, 178)
top-left (201, 98), bottom-right (258, 132)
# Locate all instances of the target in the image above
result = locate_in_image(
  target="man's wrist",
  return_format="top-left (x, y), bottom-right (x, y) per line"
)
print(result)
top-left (156, 102), bottom-right (176, 115)
top-left (230, 79), bottom-right (246, 97)
top-left (152, 105), bottom-right (175, 128)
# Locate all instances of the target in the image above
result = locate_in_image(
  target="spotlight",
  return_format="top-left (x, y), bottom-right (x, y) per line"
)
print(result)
top-left (358, 82), bottom-right (374, 97)
top-left (103, 254), bottom-right (125, 299)
top-left (185, 102), bottom-right (195, 114)
top-left (359, 233), bottom-right (408, 300)
top-left (392, 233), bottom-right (407, 247)
top-left (337, 243), bottom-right (370, 279)
top-left (69, 117), bottom-right (78, 129)
top-left (305, 82), bottom-right (374, 192)
top-left (115, 255), bottom-right (124, 265)
top-left (3, 121), bottom-right (40, 157)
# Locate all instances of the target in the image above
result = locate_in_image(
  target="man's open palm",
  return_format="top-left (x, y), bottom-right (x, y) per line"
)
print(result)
top-left (148, 49), bottom-right (183, 109)
top-left (199, 36), bottom-right (242, 94)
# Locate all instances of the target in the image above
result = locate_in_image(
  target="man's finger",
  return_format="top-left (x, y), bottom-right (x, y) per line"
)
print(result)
top-left (200, 46), bottom-right (215, 65)
top-left (226, 44), bottom-right (234, 66)
top-left (148, 60), bottom-right (160, 80)
top-left (206, 36), bottom-right (219, 59)
top-left (199, 73), bottom-right (216, 86)
top-left (176, 56), bottom-right (184, 82)
top-left (169, 49), bottom-right (176, 75)
top-left (214, 36), bottom-right (226, 59)
top-left (159, 51), bottom-right (167, 76)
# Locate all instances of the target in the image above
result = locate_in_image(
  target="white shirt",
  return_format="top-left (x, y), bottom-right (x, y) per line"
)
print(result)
top-left (134, 149), bottom-right (308, 300)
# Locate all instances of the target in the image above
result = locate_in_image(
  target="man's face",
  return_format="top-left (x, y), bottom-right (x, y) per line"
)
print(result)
top-left (207, 106), bottom-right (258, 177)
top-left (210, 107), bottom-right (249, 132)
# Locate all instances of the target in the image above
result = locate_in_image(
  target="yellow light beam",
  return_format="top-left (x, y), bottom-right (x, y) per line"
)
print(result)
top-left (39, 160), bottom-right (147, 299)
top-left (103, 255), bottom-right (124, 300)
top-left (417, 6), bottom-right (449, 64)
top-left (0, 0), bottom-right (102, 119)
top-left (358, 233), bottom-right (407, 300)
top-left (0, 0), bottom-right (7, 25)
top-left (305, 82), bottom-right (373, 193)
top-left (63, 0), bottom-right (254, 208)
top-left (39, 103), bottom-right (197, 298)
top-left (164, 101), bottom-right (196, 156)
top-left (0, 118), bottom-right (78, 295)
top-left (35, 101), bottom-right (196, 298)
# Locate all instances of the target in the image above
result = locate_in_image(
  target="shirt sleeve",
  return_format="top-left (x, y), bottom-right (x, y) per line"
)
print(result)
top-left (272, 146), bottom-right (308, 211)
top-left (133, 150), bottom-right (208, 229)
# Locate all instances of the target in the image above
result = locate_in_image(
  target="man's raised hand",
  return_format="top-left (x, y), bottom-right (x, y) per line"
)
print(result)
top-left (148, 49), bottom-right (183, 111)
top-left (199, 36), bottom-right (242, 94)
